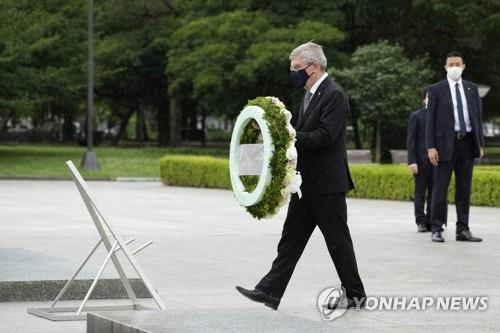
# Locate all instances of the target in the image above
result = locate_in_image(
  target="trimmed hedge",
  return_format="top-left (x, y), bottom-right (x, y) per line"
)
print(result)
top-left (159, 155), bottom-right (500, 207)
top-left (160, 155), bottom-right (231, 189)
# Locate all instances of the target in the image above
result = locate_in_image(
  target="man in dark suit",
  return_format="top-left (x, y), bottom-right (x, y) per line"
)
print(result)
top-left (426, 51), bottom-right (484, 243)
top-left (407, 87), bottom-right (433, 232)
top-left (236, 42), bottom-right (366, 310)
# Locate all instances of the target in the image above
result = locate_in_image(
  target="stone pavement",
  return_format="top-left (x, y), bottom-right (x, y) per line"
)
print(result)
top-left (0, 180), bottom-right (499, 332)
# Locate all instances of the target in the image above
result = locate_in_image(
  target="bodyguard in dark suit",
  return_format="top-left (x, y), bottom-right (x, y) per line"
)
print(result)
top-left (426, 51), bottom-right (484, 243)
top-left (407, 88), bottom-right (433, 232)
top-left (236, 42), bottom-right (366, 310)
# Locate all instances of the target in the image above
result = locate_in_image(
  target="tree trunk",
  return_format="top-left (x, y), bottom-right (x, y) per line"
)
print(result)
top-left (112, 108), bottom-right (134, 146)
top-left (349, 103), bottom-right (362, 149)
top-left (169, 96), bottom-right (181, 147)
top-left (136, 106), bottom-right (146, 144)
top-left (353, 119), bottom-right (361, 149)
top-left (201, 109), bottom-right (206, 146)
top-left (62, 114), bottom-right (75, 142)
top-left (0, 111), bottom-right (14, 140)
top-left (375, 118), bottom-right (382, 164)
top-left (157, 88), bottom-right (169, 146)
top-left (190, 109), bottom-right (197, 130)
top-left (143, 119), bottom-right (149, 141)
top-left (351, 112), bottom-right (362, 149)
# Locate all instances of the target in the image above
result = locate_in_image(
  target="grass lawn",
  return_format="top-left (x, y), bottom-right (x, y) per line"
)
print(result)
top-left (0, 144), bottom-right (497, 179)
top-left (0, 144), bottom-right (228, 179)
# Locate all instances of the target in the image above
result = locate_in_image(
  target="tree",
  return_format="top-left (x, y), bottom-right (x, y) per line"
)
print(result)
top-left (166, 9), bottom-right (345, 134)
top-left (0, 0), bottom-right (87, 140)
top-left (334, 41), bottom-right (432, 163)
top-left (338, 0), bottom-right (500, 120)
top-left (94, 0), bottom-right (178, 146)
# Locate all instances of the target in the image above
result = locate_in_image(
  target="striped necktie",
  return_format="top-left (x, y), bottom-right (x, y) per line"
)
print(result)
top-left (303, 91), bottom-right (313, 112)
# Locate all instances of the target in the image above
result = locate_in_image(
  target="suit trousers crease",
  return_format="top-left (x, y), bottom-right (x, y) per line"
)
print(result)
top-left (413, 163), bottom-right (433, 226)
top-left (430, 137), bottom-right (475, 233)
top-left (255, 193), bottom-right (366, 300)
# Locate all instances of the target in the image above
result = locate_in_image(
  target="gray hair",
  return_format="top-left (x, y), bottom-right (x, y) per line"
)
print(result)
top-left (289, 42), bottom-right (327, 70)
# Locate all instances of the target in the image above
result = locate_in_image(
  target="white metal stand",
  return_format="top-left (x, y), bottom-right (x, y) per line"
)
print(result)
top-left (28, 161), bottom-right (166, 321)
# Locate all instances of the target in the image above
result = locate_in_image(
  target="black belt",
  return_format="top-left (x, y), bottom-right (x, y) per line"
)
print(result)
top-left (455, 131), bottom-right (473, 140)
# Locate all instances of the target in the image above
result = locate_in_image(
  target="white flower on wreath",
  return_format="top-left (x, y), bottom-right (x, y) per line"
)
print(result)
top-left (283, 109), bottom-right (292, 122)
top-left (267, 96), bottom-right (286, 110)
top-left (280, 189), bottom-right (291, 205)
top-left (286, 146), bottom-right (298, 163)
top-left (287, 124), bottom-right (296, 139)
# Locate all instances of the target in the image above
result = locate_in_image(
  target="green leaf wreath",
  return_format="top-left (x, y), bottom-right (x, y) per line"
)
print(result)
top-left (238, 96), bottom-right (301, 219)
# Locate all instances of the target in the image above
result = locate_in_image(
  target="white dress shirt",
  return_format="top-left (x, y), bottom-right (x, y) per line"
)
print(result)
top-left (309, 72), bottom-right (328, 96)
top-left (447, 76), bottom-right (472, 132)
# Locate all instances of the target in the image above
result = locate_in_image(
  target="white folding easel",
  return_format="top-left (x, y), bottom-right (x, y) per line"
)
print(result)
top-left (28, 161), bottom-right (166, 321)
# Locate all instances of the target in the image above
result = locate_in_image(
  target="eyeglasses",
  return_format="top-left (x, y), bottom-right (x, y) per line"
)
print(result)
top-left (290, 63), bottom-right (313, 72)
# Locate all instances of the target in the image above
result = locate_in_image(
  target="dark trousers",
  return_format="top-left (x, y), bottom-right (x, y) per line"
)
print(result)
top-left (255, 193), bottom-right (366, 300)
top-left (413, 163), bottom-right (433, 227)
top-left (430, 137), bottom-right (475, 233)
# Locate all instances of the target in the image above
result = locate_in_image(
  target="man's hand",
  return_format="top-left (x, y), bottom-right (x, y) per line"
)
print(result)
top-left (480, 147), bottom-right (484, 159)
top-left (427, 148), bottom-right (439, 166)
top-left (408, 163), bottom-right (418, 175)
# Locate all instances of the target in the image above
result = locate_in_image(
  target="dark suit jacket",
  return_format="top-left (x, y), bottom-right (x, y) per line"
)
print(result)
top-left (407, 107), bottom-right (430, 166)
top-left (295, 77), bottom-right (354, 194)
top-left (425, 79), bottom-right (485, 161)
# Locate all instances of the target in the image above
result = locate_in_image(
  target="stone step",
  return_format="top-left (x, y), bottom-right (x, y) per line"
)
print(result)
top-left (0, 279), bottom-right (150, 302)
top-left (86, 308), bottom-right (341, 333)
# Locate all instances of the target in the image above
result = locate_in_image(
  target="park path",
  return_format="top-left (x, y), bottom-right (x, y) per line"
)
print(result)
top-left (0, 180), bottom-right (499, 332)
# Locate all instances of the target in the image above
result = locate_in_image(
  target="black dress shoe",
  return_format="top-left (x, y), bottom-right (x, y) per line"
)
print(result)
top-left (417, 224), bottom-right (428, 233)
top-left (431, 232), bottom-right (445, 242)
top-left (456, 230), bottom-right (482, 242)
top-left (236, 286), bottom-right (280, 310)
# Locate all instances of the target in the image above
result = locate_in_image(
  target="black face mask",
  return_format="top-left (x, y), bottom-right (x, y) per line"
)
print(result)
top-left (289, 64), bottom-right (312, 88)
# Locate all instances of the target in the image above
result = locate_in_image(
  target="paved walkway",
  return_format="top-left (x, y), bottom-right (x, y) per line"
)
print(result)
top-left (0, 180), bottom-right (499, 332)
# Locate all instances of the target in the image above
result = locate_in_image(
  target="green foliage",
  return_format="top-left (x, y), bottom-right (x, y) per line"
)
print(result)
top-left (1, 0), bottom-right (499, 147)
top-left (240, 120), bottom-right (262, 145)
top-left (158, 156), bottom-right (500, 208)
top-left (160, 155), bottom-right (230, 188)
top-left (166, 10), bottom-right (345, 119)
top-left (349, 165), bottom-right (500, 207)
top-left (205, 129), bottom-right (232, 142)
top-left (335, 41), bottom-right (432, 126)
top-left (348, 165), bottom-right (414, 200)
top-left (333, 41), bottom-right (433, 161)
top-left (0, 0), bottom-right (87, 119)
top-left (341, 0), bottom-right (500, 119)
top-left (167, 10), bottom-right (268, 116)
top-left (95, 0), bottom-right (176, 103)
top-left (469, 170), bottom-right (500, 207)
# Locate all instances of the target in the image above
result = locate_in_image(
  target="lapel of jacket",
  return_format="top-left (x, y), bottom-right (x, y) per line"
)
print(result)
top-left (297, 78), bottom-right (330, 129)
top-left (442, 79), bottom-right (454, 116)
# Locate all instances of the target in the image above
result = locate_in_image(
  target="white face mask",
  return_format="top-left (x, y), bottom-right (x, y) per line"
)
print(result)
top-left (446, 66), bottom-right (463, 81)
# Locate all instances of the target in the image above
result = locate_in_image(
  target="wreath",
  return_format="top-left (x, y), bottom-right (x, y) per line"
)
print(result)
top-left (229, 96), bottom-right (302, 219)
